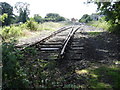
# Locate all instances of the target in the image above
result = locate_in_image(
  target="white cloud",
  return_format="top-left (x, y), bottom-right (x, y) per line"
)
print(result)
top-left (1, 0), bottom-right (97, 19)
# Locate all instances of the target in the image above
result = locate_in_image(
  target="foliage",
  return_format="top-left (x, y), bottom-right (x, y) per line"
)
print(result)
top-left (79, 14), bottom-right (92, 23)
top-left (0, 2), bottom-right (14, 26)
top-left (0, 13), bottom-right (8, 22)
top-left (25, 19), bottom-right (38, 31)
top-left (2, 40), bottom-right (29, 89)
top-left (15, 2), bottom-right (30, 23)
top-left (34, 14), bottom-right (43, 23)
top-left (56, 16), bottom-right (66, 22)
top-left (2, 26), bottom-right (23, 39)
top-left (16, 46), bottom-right (59, 88)
top-left (87, 20), bottom-right (110, 30)
top-left (89, 1), bottom-right (120, 33)
top-left (44, 13), bottom-right (65, 22)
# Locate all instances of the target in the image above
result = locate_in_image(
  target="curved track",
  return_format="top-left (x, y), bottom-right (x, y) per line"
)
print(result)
top-left (20, 25), bottom-right (82, 61)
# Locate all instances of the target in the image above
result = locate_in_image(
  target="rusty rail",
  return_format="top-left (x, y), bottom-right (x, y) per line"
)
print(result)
top-left (58, 26), bottom-right (81, 59)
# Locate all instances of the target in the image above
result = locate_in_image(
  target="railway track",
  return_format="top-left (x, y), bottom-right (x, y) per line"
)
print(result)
top-left (35, 25), bottom-right (81, 61)
top-left (20, 25), bottom-right (82, 61)
top-left (65, 30), bottom-right (85, 61)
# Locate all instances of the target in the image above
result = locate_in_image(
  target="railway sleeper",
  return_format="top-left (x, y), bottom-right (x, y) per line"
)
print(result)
top-left (70, 47), bottom-right (84, 50)
top-left (39, 45), bottom-right (62, 48)
top-left (68, 51), bottom-right (83, 54)
top-left (40, 47), bottom-right (60, 51)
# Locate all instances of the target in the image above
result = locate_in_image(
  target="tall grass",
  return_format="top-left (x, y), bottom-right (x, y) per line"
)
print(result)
top-left (38, 22), bottom-right (66, 31)
top-left (1, 21), bottom-right (69, 40)
top-left (87, 20), bottom-right (120, 34)
top-left (87, 20), bottom-right (110, 30)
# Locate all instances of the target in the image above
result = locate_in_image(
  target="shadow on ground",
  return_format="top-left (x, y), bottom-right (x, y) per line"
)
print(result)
top-left (56, 31), bottom-right (120, 88)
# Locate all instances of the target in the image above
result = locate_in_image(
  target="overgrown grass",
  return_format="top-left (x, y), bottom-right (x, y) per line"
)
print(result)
top-left (38, 22), bottom-right (66, 31)
top-left (1, 21), bottom-right (69, 41)
top-left (87, 20), bottom-right (110, 30)
top-left (87, 19), bottom-right (120, 34)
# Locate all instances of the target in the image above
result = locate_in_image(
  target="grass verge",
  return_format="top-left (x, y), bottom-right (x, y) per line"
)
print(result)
top-left (0, 21), bottom-right (69, 41)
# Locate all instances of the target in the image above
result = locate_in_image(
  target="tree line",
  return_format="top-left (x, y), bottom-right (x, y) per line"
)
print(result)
top-left (0, 2), bottom-right (66, 26)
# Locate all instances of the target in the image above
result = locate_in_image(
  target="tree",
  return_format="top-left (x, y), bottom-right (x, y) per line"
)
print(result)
top-left (15, 2), bottom-right (30, 23)
top-left (95, 1), bottom-right (120, 24)
top-left (88, 0), bottom-right (120, 33)
top-left (45, 13), bottom-right (65, 22)
top-left (79, 14), bottom-right (92, 23)
top-left (34, 14), bottom-right (43, 23)
top-left (45, 13), bottom-right (59, 18)
top-left (0, 2), bottom-right (14, 26)
top-left (56, 16), bottom-right (65, 22)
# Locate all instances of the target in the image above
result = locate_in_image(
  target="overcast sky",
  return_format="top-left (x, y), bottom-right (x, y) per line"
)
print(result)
top-left (1, 0), bottom-right (98, 19)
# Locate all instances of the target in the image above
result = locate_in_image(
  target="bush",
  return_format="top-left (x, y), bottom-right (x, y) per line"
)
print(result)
top-left (25, 20), bottom-right (38, 31)
top-left (2, 40), bottom-right (29, 89)
top-left (19, 23), bottom-right (27, 29)
top-left (108, 24), bottom-right (120, 34)
top-left (2, 26), bottom-right (23, 39)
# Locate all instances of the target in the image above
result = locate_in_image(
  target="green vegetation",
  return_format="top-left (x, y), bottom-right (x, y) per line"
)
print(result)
top-left (92, 1), bottom-right (120, 34)
top-left (44, 13), bottom-right (66, 22)
top-left (15, 2), bottom-right (30, 23)
top-left (2, 26), bottom-right (23, 39)
top-left (38, 22), bottom-right (66, 31)
top-left (2, 40), bottom-right (29, 89)
top-left (3, 39), bottom-right (120, 89)
top-left (0, 2), bottom-right (14, 26)
top-left (79, 14), bottom-right (92, 23)
top-left (88, 66), bottom-right (120, 89)
top-left (2, 40), bottom-right (58, 88)
top-left (25, 19), bottom-right (39, 31)
top-left (0, 2), bottom-right (67, 41)
top-left (1, 1), bottom-right (120, 89)
top-left (0, 21), bottom-right (68, 41)
top-left (87, 19), bottom-right (110, 30)
top-left (0, 13), bottom-right (8, 23)
top-left (88, 31), bottom-right (101, 36)
top-left (34, 14), bottom-right (43, 23)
